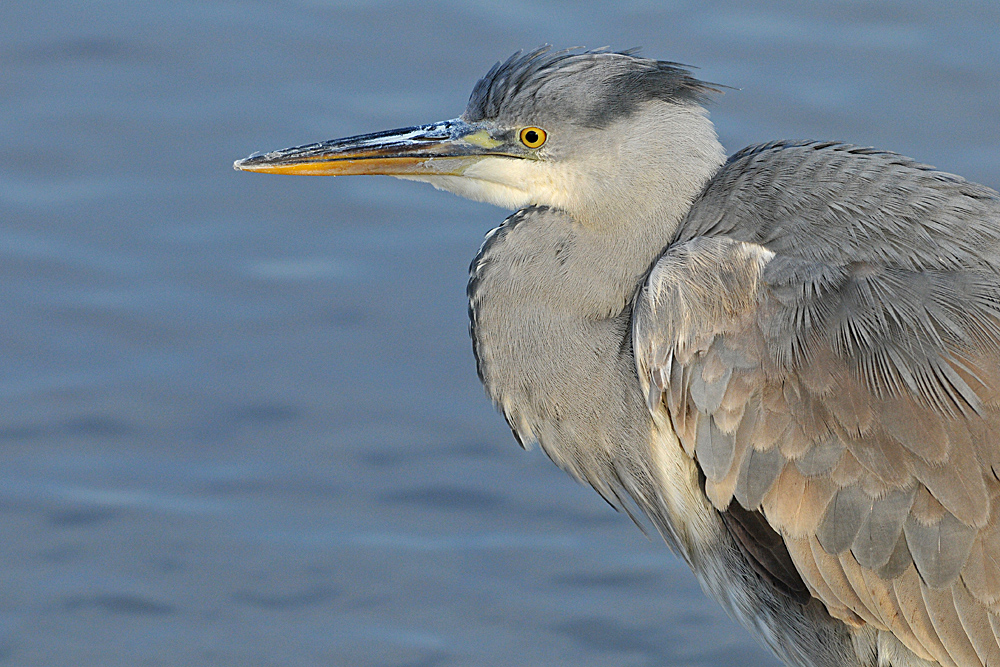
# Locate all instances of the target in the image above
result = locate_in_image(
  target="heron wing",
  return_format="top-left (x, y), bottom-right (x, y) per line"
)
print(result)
top-left (634, 153), bottom-right (1000, 667)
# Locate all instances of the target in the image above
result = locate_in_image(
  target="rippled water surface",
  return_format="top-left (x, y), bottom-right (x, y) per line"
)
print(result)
top-left (2, 2), bottom-right (998, 665)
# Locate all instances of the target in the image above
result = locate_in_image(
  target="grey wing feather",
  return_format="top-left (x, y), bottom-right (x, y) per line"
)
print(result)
top-left (903, 513), bottom-right (978, 590)
top-left (634, 144), bottom-right (1000, 667)
top-left (734, 444), bottom-right (785, 509)
top-left (850, 487), bottom-right (916, 570)
top-left (696, 416), bottom-right (736, 481)
top-left (816, 485), bottom-right (870, 555)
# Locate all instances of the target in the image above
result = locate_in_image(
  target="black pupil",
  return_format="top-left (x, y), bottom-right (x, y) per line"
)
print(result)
top-left (524, 130), bottom-right (539, 144)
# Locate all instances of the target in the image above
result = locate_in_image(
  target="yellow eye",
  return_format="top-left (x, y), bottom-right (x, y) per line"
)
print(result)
top-left (519, 127), bottom-right (547, 149)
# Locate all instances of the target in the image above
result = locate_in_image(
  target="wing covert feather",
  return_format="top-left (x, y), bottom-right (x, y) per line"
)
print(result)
top-left (633, 222), bottom-right (1000, 663)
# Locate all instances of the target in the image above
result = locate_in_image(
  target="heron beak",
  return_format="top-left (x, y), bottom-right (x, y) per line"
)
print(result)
top-left (233, 119), bottom-right (516, 177)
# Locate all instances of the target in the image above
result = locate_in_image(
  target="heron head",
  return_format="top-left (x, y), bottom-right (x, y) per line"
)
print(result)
top-left (235, 47), bottom-right (725, 226)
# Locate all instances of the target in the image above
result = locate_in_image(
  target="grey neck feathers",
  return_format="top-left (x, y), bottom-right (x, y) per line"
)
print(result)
top-left (467, 104), bottom-right (724, 524)
top-left (560, 103), bottom-right (725, 234)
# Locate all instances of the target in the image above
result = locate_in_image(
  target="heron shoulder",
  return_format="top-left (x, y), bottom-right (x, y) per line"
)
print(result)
top-left (674, 140), bottom-right (1000, 272)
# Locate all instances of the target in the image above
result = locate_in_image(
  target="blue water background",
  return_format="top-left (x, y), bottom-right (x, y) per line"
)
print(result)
top-left (1, 1), bottom-right (998, 665)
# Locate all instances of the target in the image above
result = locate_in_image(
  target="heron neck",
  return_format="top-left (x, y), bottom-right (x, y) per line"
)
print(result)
top-left (467, 111), bottom-right (724, 534)
top-left (554, 103), bottom-right (726, 235)
top-left (467, 203), bottom-right (695, 530)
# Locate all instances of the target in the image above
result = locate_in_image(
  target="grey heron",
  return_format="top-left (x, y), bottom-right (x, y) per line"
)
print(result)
top-left (235, 47), bottom-right (1000, 667)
